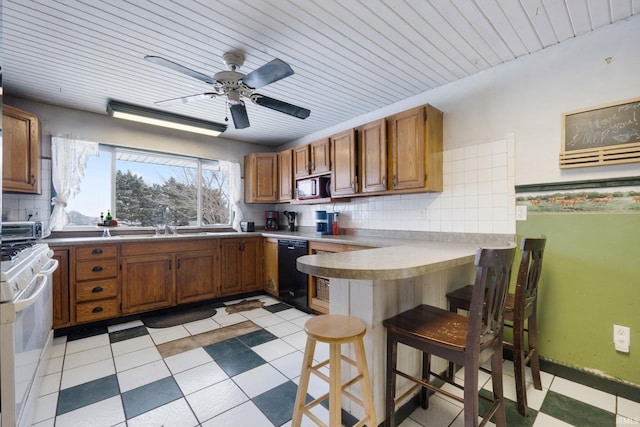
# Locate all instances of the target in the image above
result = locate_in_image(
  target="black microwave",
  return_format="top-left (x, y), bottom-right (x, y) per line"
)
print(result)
top-left (297, 176), bottom-right (330, 200)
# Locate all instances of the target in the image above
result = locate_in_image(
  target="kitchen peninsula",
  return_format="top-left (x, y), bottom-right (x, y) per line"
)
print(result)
top-left (296, 236), bottom-right (513, 423)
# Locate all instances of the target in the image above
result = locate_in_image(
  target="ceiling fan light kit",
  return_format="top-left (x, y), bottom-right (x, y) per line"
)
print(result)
top-left (144, 51), bottom-right (311, 129)
top-left (106, 100), bottom-right (228, 136)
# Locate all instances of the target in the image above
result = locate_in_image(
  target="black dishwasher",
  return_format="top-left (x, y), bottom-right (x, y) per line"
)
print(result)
top-left (278, 239), bottom-right (309, 311)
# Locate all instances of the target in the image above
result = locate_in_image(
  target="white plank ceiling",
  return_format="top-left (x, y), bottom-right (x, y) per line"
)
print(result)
top-left (3, 0), bottom-right (638, 146)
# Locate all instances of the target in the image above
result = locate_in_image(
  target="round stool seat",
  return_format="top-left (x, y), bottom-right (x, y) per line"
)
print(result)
top-left (304, 314), bottom-right (366, 343)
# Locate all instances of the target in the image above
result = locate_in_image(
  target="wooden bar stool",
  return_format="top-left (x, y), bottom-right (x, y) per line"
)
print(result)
top-left (384, 245), bottom-right (516, 427)
top-left (446, 236), bottom-right (547, 417)
top-left (292, 314), bottom-right (376, 427)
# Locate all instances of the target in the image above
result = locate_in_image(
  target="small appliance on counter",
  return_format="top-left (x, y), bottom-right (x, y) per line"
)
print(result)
top-left (283, 211), bottom-right (298, 232)
top-left (265, 211), bottom-right (278, 231)
top-left (315, 210), bottom-right (334, 235)
top-left (240, 221), bottom-right (255, 232)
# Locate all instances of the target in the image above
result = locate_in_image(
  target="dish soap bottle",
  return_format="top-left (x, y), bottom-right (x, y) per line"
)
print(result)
top-left (105, 210), bottom-right (112, 225)
top-left (332, 212), bottom-right (340, 235)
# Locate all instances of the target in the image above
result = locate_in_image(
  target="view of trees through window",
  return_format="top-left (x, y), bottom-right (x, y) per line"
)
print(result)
top-left (66, 147), bottom-right (230, 227)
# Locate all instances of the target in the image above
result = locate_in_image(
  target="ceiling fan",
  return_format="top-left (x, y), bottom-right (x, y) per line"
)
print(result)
top-left (144, 52), bottom-right (311, 129)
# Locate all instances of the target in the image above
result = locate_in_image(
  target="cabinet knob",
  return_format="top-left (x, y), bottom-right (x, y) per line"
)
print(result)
top-left (92, 265), bottom-right (103, 272)
top-left (91, 248), bottom-right (103, 255)
top-left (30, 175), bottom-right (36, 187)
top-left (92, 306), bottom-right (104, 313)
top-left (392, 174), bottom-right (397, 188)
top-left (91, 286), bottom-right (103, 293)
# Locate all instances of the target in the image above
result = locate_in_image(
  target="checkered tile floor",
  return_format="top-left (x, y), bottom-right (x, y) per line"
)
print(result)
top-left (32, 294), bottom-right (639, 426)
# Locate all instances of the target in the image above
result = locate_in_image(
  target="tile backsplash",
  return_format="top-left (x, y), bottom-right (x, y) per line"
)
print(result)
top-left (2, 137), bottom-right (515, 235)
top-left (2, 157), bottom-right (52, 230)
top-left (287, 136), bottom-right (516, 234)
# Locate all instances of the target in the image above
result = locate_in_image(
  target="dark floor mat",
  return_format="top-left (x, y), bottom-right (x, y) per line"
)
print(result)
top-left (142, 304), bottom-right (218, 328)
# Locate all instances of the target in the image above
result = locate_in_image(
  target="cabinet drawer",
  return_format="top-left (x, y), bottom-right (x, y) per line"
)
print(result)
top-left (76, 278), bottom-right (118, 302)
top-left (75, 298), bottom-right (119, 323)
top-left (76, 245), bottom-right (118, 260)
top-left (76, 259), bottom-right (118, 281)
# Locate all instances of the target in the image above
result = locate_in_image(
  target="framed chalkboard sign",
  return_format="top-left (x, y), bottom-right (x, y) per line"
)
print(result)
top-left (560, 97), bottom-right (640, 169)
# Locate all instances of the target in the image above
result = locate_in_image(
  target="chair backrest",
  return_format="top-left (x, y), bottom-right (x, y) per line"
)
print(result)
top-left (514, 236), bottom-right (547, 317)
top-left (467, 246), bottom-right (517, 350)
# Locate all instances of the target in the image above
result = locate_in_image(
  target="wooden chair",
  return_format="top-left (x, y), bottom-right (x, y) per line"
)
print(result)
top-left (384, 245), bottom-right (516, 427)
top-left (446, 236), bottom-right (547, 417)
top-left (292, 314), bottom-right (376, 427)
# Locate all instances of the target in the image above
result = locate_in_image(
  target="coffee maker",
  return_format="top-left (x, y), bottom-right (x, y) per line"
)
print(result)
top-left (265, 211), bottom-right (278, 231)
top-left (315, 210), bottom-right (333, 235)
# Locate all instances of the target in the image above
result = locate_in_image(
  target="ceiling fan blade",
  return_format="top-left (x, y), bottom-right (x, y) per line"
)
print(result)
top-left (242, 58), bottom-right (294, 89)
top-left (253, 95), bottom-right (310, 119)
top-left (230, 103), bottom-right (250, 129)
top-left (145, 56), bottom-right (215, 85)
top-left (155, 93), bottom-right (217, 106)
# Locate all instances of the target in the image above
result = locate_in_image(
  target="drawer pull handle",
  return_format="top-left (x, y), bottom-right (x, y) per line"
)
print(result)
top-left (91, 286), bottom-right (103, 293)
top-left (92, 306), bottom-right (103, 313)
top-left (92, 266), bottom-right (103, 272)
top-left (91, 248), bottom-right (103, 255)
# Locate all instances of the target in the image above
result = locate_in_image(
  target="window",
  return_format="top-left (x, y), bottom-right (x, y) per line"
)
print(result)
top-left (65, 146), bottom-right (230, 227)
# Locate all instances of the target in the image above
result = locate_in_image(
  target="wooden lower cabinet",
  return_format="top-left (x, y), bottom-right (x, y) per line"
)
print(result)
top-left (176, 249), bottom-right (219, 304)
top-left (121, 254), bottom-right (174, 315)
top-left (52, 248), bottom-right (70, 329)
top-left (220, 237), bottom-right (263, 296)
top-left (72, 244), bottom-right (120, 324)
top-left (263, 238), bottom-right (278, 296)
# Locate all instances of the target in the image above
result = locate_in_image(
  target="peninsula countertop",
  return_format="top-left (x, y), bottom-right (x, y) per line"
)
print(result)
top-left (295, 240), bottom-right (484, 280)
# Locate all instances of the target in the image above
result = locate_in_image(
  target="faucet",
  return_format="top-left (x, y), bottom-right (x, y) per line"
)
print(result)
top-left (163, 207), bottom-right (177, 235)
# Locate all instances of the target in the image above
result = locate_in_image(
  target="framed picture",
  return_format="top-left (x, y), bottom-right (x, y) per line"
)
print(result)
top-left (560, 97), bottom-right (640, 169)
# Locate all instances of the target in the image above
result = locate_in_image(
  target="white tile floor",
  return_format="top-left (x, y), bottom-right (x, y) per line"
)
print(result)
top-left (33, 294), bottom-right (640, 427)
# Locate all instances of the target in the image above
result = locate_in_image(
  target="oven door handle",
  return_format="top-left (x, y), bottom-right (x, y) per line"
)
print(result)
top-left (41, 258), bottom-right (59, 275)
top-left (14, 274), bottom-right (49, 313)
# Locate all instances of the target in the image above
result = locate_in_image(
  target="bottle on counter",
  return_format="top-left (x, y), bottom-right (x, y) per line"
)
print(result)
top-left (104, 210), bottom-right (112, 225)
top-left (332, 212), bottom-right (340, 235)
top-left (100, 212), bottom-right (104, 224)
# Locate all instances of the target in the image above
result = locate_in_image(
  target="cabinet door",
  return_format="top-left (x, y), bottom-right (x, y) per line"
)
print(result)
top-left (121, 254), bottom-right (174, 314)
top-left (359, 119), bottom-right (388, 193)
top-left (293, 145), bottom-right (310, 178)
top-left (52, 248), bottom-right (70, 329)
top-left (279, 149), bottom-right (294, 202)
top-left (220, 239), bottom-right (242, 295)
top-left (176, 249), bottom-right (218, 304)
top-left (331, 129), bottom-right (357, 196)
top-left (310, 138), bottom-right (331, 175)
top-left (2, 105), bottom-right (40, 193)
top-left (245, 153), bottom-right (278, 203)
top-left (241, 237), bottom-right (263, 292)
top-left (263, 238), bottom-right (278, 296)
top-left (388, 106), bottom-right (425, 190)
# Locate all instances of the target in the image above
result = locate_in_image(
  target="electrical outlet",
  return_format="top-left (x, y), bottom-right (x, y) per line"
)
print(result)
top-left (614, 324), bottom-right (630, 353)
top-left (516, 205), bottom-right (527, 221)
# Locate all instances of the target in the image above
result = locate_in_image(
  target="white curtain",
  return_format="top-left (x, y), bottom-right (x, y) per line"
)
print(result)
top-left (219, 160), bottom-right (243, 232)
top-left (49, 136), bottom-right (99, 231)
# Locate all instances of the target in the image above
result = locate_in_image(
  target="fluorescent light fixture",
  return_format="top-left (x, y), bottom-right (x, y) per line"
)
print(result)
top-left (107, 101), bottom-right (227, 137)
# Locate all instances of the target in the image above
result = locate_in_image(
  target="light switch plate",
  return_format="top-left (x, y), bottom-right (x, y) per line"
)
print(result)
top-left (516, 205), bottom-right (527, 221)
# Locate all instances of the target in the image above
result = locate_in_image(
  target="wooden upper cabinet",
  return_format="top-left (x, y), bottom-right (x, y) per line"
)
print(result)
top-left (388, 104), bottom-right (443, 192)
top-left (359, 119), bottom-right (387, 193)
top-left (2, 105), bottom-right (41, 194)
top-left (293, 145), bottom-right (310, 178)
top-left (310, 138), bottom-right (331, 175)
top-left (279, 149), bottom-right (294, 202)
top-left (331, 129), bottom-right (357, 196)
top-left (244, 153), bottom-right (278, 203)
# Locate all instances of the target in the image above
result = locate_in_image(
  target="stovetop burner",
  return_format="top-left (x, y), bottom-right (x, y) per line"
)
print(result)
top-left (1, 241), bottom-right (36, 261)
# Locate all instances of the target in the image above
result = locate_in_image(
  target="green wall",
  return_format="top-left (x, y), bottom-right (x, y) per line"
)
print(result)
top-left (516, 212), bottom-right (639, 386)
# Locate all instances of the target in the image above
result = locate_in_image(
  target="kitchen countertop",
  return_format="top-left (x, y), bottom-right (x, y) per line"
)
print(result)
top-left (295, 240), bottom-right (482, 280)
